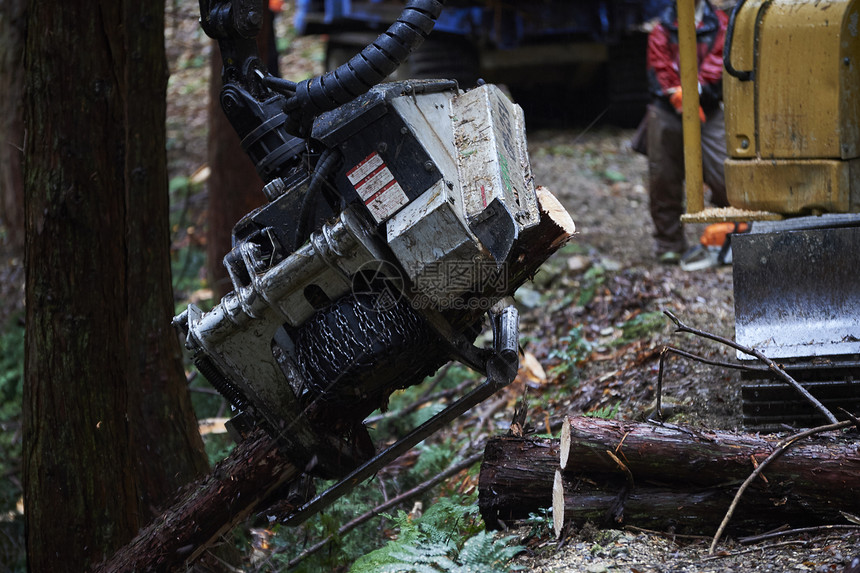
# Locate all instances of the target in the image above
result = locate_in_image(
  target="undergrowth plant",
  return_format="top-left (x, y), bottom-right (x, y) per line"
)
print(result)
top-left (350, 496), bottom-right (524, 573)
top-left (585, 403), bottom-right (620, 420)
top-left (548, 325), bottom-right (592, 384)
top-left (614, 311), bottom-right (665, 346)
top-left (0, 313), bottom-right (25, 572)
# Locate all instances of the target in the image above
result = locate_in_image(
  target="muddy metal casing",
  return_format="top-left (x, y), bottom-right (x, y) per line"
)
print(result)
top-left (175, 81), bottom-right (542, 469)
top-left (384, 83), bottom-right (539, 305)
top-left (733, 217), bottom-right (860, 360)
top-left (723, 0), bottom-right (860, 214)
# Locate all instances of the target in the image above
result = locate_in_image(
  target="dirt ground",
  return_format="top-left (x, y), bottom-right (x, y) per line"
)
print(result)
top-left (507, 130), bottom-right (860, 573)
top-left (162, 3), bottom-right (859, 571)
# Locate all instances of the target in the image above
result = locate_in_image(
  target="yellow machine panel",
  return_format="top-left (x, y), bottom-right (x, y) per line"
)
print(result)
top-left (723, 0), bottom-right (860, 214)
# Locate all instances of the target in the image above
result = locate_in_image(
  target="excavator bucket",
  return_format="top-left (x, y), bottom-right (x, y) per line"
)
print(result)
top-left (733, 215), bottom-right (860, 431)
top-left (733, 215), bottom-right (860, 361)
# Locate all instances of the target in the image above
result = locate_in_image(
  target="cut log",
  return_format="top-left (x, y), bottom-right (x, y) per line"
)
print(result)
top-left (445, 186), bottom-right (575, 330)
top-left (552, 469), bottom-right (564, 538)
top-left (478, 436), bottom-right (559, 529)
top-left (557, 416), bottom-right (860, 498)
top-left (550, 472), bottom-right (840, 535)
top-left (479, 417), bottom-right (860, 535)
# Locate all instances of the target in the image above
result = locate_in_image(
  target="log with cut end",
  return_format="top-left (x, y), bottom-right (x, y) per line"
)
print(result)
top-left (550, 471), bottom-right (828, 535)
top-left (557, 416), bottom-right (860, 498)
top-left (446, 186), bottom-right (576, 330)
top-left (552, 469), bottom-right (565, 538)
top-left (478, 436), bottom-right (559, 529)
top-left (480, 417), bottom-right (860, 535)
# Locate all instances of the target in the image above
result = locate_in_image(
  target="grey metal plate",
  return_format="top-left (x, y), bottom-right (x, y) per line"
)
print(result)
top-left (733, 224), bottom-right (860, 359)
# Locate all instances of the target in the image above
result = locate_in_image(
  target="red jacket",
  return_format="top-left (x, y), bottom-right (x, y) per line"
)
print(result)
top-left (647, 1), bottom-right (728, 108)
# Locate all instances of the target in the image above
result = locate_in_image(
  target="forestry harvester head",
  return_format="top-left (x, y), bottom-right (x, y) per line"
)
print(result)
top-left (173, 0), bottom-right (573, 480)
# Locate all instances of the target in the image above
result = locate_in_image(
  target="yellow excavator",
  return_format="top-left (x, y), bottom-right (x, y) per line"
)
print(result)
top-left (677, 0), bottom-right (860, 430)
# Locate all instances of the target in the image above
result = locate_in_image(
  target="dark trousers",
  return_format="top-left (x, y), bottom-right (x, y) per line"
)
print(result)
top-left (646, 103), bottom-right (728, 255)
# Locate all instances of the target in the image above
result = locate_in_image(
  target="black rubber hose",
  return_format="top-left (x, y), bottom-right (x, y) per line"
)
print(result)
top-left (294, 148), bottom-right (342, 249)
top-left (285, 0), bottom-right (445, 129)
top-left (724, 0), bottom-right (753, 81)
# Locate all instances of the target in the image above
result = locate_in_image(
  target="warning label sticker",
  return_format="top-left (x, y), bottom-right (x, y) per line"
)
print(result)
top-left (346, 152), bottom-right (409, 222)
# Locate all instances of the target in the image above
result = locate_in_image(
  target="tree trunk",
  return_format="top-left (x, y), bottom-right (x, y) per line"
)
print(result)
top-left (205, 9), bottom-right (275, 299)
top-left (123, 0), bottom-right (211, 512)
top-left (478, 418), bottom-right (860, 535)
top-left (0, 0), bottom-right (26, 253)
top-left (24, 2), bottom-right (209, 570)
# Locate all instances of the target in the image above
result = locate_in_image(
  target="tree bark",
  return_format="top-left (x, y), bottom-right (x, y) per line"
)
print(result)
top-left (123, 0), bottom-right (211, 515)
top-left (479, 418), bottom-right (860, 535)
top-left (550, 470), bottom-right (837, 535)
top-left (0, 0), bottom-right (26, 252)
top-left (24, 2), bottom-right (210, 570)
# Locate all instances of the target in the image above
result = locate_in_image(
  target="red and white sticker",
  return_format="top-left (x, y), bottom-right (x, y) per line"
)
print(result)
top-left (347, 152), bottom-right (409, 222)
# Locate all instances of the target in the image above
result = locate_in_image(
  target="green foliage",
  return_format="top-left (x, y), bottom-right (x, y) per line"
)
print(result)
top-left (370, 365), bottom-right (478, 440)
top-left (187, 376), bottom-right (228, 422)
top-left (578, 264), bottom-right (606, 306)
top-left (601, 169), bottom-right (626, 183)
top-left (168, 175), bottom-right (211, 310)
top-left (265, 445), bottom-right (476, 572)
top-left (0, 314), bottom-right (23, 511)
top-left (523, 508), bottom-right (553, 539)
top-left (614, 311), bottom-right (666, 346)
top-left (547, 325), bottom-right (592, 384)
top-left (585, 403), bottom-right (620, 420)
top-left (0, 314), bottom-right (25, 572)
top-left (261, 366), bottom-right (508, 572)
top-left (202, 433), bottom-right (236, 466)
top-left (350, 496), bottom-right (523, 573)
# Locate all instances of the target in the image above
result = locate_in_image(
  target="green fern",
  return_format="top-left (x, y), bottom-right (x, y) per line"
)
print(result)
top-left (350, 497), bottom-right (524, 573)
top-left (454, 531), bottom-right (524, 571)
top-left (379, 542), bottom-right (457, 573)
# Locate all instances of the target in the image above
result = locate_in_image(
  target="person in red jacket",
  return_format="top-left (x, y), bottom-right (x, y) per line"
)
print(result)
top-left (645, 0), bottom-right (729, 264)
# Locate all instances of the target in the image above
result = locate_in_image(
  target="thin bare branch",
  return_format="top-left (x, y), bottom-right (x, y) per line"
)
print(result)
top-left (663, 310), bottom-right (838, 425)
top-left (737, 524), bottom-right (860, 545)
top-left (654, 345), bottom-right (761, 420)
top-left (709, 420), bottom-right (853, 554)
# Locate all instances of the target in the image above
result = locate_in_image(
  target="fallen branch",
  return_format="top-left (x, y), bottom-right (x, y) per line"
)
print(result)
top-left (663, 310), bottom-right (838, 424)
top-left (709, 419), bottom-right (854, 554)
top-left (737, 524), bottom-right (860, 545)
top-left (701, 540), bottom-right (811, 562)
